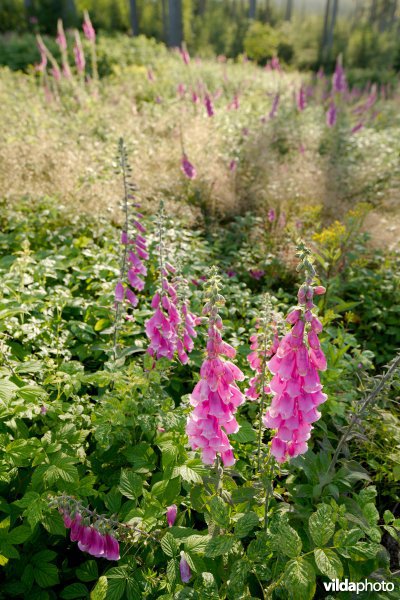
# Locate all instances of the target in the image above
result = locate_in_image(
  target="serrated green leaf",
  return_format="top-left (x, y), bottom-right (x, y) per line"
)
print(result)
top-left (204, 535), bottom-right (235, 557)
top-left (105, 577), bottom-right (125, 600)
top-left (271, 522), bottom-right (302, 558)
top-left (118, 470), bottom-right (143, 500)
top-left (167, 558), bottom-right (178, 584)
top-left (77, 561), bottom-right (99, 583)
top-left (6, 525), bottom-right (31, 545)
top-left (230, 420), bottom-right (257, 443)
top-left (90, 576), bottom-right (107, 600)
top-left (209, 496), bottom-right (229, 528)
top-left (161, 532), bottom-right (178, 558)
top-left (194, 572), bottom-right (218, 599)
top-left (284, 558), bottom-right (316, 600)
top-left (184, 535), bottom-right (210, 554)
top-left (60, 583), bottom-right (89, 599)
top-left (314, 548), bottom-right (343, 579)
top-left (234, 512), bottom-right (259, 538)
top-left (33, 562), bottom-right (59, 588)
top-left (172, 465), bottom-right (203, 485)
top-left (309, 505), bottom-right (335, 547)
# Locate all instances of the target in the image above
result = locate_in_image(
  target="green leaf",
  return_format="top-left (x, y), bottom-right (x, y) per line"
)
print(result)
top-left (184, 535), bottom-right (210, 554)
top-left (314, 548), bottom-right (343, 579)
top-left (90, 576), bottom-right (108, 600)
top-left (161, 533), bottom-right (178, 558)
top-left (333, 528), bottom-right (363, 549)
top-left (284, 558), bottom-right (316, 600)
top-left (118, 470), bottom-right (143, 500)
top-left (33, 562), bottom-right (59, 588)
top-left (204, 535), bottom-right (235, 557)
top-left (60, 583), bottom-right (89, 599)
top-left (271, 522), bottom-right (302, 558)
top-left (167, 559), bottom-right (178, 584)
top-left (209, 496), bottom-right (229, 528)
top-left (172, 465), bottom-right (203, 485)
top-left (230, 420), bottom-right (257, 443)
top-left (362, 503), bottom-right (379, 527)
top-left (194, 572), bottom-right (219, 599)
top-left (32, 550), bottom-right (57, 564)
top-left (347, 542), bottom-right (381, 560)
top-left (234, 512), bottom-right (259, 539)
top-left (309, 505), bottom-right (335, 547)
top-left (106, 579), bottom-right (126, 600)
top-left (77, 561), bottom-right (99, 583)
top-left (45, 455), bottom-right (79, 484)
top-left (41, 511), bottom-right (66, 536)
top-left (7, 525), bottom-right (31, 544)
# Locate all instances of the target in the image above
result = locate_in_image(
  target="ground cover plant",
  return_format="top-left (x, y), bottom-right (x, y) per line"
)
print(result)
top-left (0, 15), bottom-right (400, 600)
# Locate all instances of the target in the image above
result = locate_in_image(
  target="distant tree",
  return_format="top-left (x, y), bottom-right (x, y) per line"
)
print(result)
top-left (168, 0), bottom-right (183, 47)
top-left (62, 0), bottom-right (77, 24)
top-left (285, 0), bottom-right (293, 20)
top-left (249, 0), bottom-right (257, 19)
top-left (129, 0), bottom-right (139, 36)
top-left (326, 0), bottom-right (339, 56)
top-left (320, 0), bottom-right (332, 61)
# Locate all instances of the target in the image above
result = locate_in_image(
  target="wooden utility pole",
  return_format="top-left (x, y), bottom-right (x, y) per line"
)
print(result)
top-left (168, 0), bottom-right (183, 47)
top-left (129, 0), bottom-right (139, 36)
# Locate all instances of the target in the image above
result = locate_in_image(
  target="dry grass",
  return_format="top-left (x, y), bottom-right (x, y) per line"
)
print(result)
top-left (1, 58), bottom-right (399, 246)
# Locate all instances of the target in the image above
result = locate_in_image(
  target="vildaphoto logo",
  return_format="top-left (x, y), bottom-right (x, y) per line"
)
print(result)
top-left (323, 579), bottom-right (395, 594)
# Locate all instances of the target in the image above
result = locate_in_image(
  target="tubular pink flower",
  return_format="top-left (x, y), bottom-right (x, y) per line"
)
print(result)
top-left (56, 20), bottom-right (67, 51)
top-left (83, 11), bottom-right (96, 43)
top-left (297, 86), bottom-right (306, 111)
top-left (181, 155), bottom-right (197, 180)
top-left (245, 324), bottom-right (279, 402)
top-left (166, 504), bottom-right (177, 527)
top-left (326, 101), bottom-right (337, 127)
top-left (332, 58), bottom-right (346, 93)
top-left (269, 93), bottom-right (280, 119)
top-left (204, 94), bottom-right (215, 117)
top-left (186, 288), bottom-right (244, 467)
top-left (180, 554), bottom-right (191, 582)
top-left (73, 31), bottom-right (85, 74)
top-left (263, 280), bottom-right (327, 463)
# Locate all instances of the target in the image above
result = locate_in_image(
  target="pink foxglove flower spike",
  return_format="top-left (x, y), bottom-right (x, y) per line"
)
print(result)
top-left (186, 268), bottom-right (245, 467)
top-left (146, 202), bottom-right (198, 364)
top-left (263, 242), bottom-right (327, 463)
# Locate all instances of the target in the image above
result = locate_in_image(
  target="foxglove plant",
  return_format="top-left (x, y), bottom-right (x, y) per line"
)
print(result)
top-left (56, 19), bottom-right (71, 79)
top-left (50, 494), bottom-right (157, 561)
top-left (269, 93), bottom-right (280, 119)
top-left (332, 57), bottom-right (346, 94)
top-left (326, 101), bottom-right (337, 127)
top-left (297, 86), bottom-right (306, 111)
top-left (82, 10), bottom-right (98, 84)
top-left (113, 139), bottom-right (148, 355)
top-left (263, 242), bottom-right (327, 463)
top-left (181, 154), bottom-right (197, 179)
top-left (186, 268), bottom-right (245, 467)
top-left (73, 30), bottom-right (86, 76)
top-left (204, 93), bottom-right (215, 117)
top-left (146, 204), bottom-right (198, 364)
top-left (246, 295), bottom-right (283, 469)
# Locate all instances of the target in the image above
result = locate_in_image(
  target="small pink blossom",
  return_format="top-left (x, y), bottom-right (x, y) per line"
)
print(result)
top-left (181, 155), bottom-right (197, 180)
top-left (204, 94), bottom-right (214, 117)
top-left (326, 101), bottom-right (337, 127)
top-left (166, 504), bottom-right (177, 527)
top-left (180, 554), bottom-right (191, 582)
top-left (83, 11), bottom-right (96, 43)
